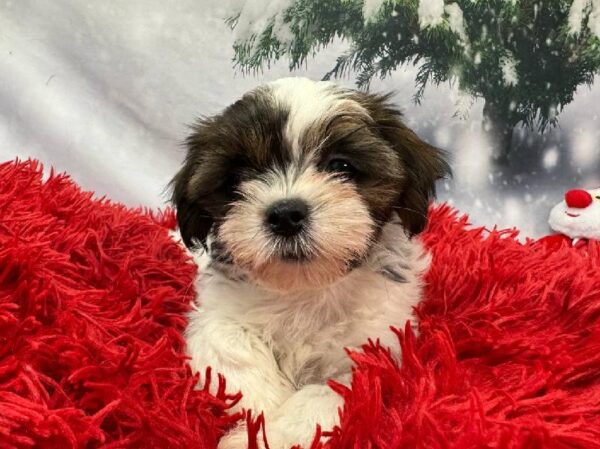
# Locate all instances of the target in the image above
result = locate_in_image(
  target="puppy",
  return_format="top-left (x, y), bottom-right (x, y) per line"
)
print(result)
top-left (171, 77), bottom-right (449, 449)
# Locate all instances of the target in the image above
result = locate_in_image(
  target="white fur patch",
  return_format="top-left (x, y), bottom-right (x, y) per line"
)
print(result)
top-left (267, 77), bottom-right (369, 155)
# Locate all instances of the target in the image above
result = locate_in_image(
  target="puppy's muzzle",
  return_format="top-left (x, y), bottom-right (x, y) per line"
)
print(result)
top-left (266, 198), bottom-right (310, 238)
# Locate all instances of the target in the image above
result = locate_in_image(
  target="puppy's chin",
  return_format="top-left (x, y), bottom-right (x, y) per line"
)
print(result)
top-left (246, 255), bottom-right (357, 292)
top-left (220, 232), bottom-right (373, 292)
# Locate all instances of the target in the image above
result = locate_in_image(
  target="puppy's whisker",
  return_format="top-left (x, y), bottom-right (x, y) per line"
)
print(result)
top-left (391, 205), bottom-right (429, 220)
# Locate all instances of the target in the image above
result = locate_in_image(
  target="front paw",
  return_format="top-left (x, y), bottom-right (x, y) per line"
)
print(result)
top-left (217, 425), bottom-right (303, 449)
top-left (218, 426), bottom-right (249, 449)
top-left (261, 429), bottom-right (304, 449)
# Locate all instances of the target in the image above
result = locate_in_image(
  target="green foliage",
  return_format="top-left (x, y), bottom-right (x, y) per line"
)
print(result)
top-left (229, 0), bottom-right (600, 132)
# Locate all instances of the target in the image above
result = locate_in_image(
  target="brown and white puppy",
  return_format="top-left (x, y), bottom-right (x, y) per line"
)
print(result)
top-left (171, 77), bottom-right (449, 449)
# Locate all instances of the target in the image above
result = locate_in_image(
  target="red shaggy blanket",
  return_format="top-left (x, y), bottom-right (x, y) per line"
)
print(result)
top-left (1, 159), bottom-right (600, 449)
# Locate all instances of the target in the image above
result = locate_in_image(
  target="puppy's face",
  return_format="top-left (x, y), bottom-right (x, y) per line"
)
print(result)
top-left (172, 78), bottom-right (449, 291)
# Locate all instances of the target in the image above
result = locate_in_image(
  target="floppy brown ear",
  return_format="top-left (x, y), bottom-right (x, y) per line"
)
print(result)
top-left (393, 128), bottom-right (450, 235)
top-left (362, 94), bottom-right (451, 235)
top-left (170, 158), bottom-right (213, 250)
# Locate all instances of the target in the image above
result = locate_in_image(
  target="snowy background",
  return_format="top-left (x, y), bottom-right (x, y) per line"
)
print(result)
top-left (1, 0), bottom-right (599, 238)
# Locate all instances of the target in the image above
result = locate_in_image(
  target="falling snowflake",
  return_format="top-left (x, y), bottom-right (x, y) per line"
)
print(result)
top-left (543, 147), bottom-right (560, 169)
top-left (500, 55), bottom-right (518, 86)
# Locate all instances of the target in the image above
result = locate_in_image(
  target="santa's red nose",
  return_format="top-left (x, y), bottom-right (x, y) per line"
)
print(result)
top-left (565, 189), bottom-right (593, 209)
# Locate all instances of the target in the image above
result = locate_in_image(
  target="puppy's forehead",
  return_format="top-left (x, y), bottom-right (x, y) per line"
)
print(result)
top-left (267, 77), bottom-right (370, 156)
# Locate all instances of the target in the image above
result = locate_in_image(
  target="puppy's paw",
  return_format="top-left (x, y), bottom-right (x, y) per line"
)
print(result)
top-left (217, 426), bottom-right (249, 449)
top-left (263, 384), bottom-right (341, 449)
top-left (218, 425), bottom-right (278, 449)
top-left (218, 425), bottom-right (302, 449)
top-left (262, 428), bottom-right (309, 449)
top-left (219, 427), bottom-right (282, 449)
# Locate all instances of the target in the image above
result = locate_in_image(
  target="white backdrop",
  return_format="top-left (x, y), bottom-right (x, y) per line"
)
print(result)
top-left (1, 0), bottom-right (599, 237)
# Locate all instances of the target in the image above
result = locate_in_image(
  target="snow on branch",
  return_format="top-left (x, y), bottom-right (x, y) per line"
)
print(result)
top-left (418, 0), bottom-right (445, 28)
top-left (363, 0), bottom-right (388, 23)
top-left (232, 0), bottom-right (295, 44)
top-left (444, 3), bottom-right (466, 40)
top-left (418, 1), bottom-right (467, 42)
top-left (568, 0), bottom-right (600, 37)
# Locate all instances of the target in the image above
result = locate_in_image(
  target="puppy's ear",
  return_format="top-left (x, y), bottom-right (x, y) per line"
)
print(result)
top-left (363, 94), bottom-right (451, 235)
top-left (170, 156), bottom-right (213, 250)
top-left (392, 128), bottom-right (450, 235)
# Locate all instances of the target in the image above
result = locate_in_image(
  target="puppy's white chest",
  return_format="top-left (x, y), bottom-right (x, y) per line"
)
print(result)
top-left (272, 339), bottom-right (347, 387)
top-left (187, 225), bottom-right (428, 392)
top-left (220, 286), bottom-right (357, 385)
top-left (197, 262), bottom-right (423, 387)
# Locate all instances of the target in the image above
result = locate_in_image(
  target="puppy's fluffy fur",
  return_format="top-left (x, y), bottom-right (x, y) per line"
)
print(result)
top-left (171, 77), bottom-right (449, 448)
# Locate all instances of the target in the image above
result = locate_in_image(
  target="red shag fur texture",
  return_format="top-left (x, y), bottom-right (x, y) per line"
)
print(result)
top-left (0, 160), bottom-right (239, 448)
top-left (1, 159), bottom-right (600, 448)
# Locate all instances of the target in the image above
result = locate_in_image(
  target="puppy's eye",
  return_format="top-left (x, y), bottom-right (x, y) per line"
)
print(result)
top-left (596, 196), bottom-right (600, 200)
top-left (326, 158), bottom-right (357, 179)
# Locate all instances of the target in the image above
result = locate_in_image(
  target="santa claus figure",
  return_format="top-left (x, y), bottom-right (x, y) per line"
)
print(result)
top-left (546, 188), bottom-right (600, 247)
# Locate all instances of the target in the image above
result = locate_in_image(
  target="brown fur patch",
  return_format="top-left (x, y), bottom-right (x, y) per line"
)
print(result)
top-left (349, 92), bottom-right (450, 234)
top-left (171, 87), bottom-right (292, 248)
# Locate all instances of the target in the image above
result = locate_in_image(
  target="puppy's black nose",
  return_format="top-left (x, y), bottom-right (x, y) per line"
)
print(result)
top-left (266, 199), bottom-right (309, 237)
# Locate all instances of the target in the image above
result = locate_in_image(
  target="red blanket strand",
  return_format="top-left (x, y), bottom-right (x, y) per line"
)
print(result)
top-left (0, 160), bottom-right (237, 448)
top-left (1, 159), bottom-right (600, 448)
